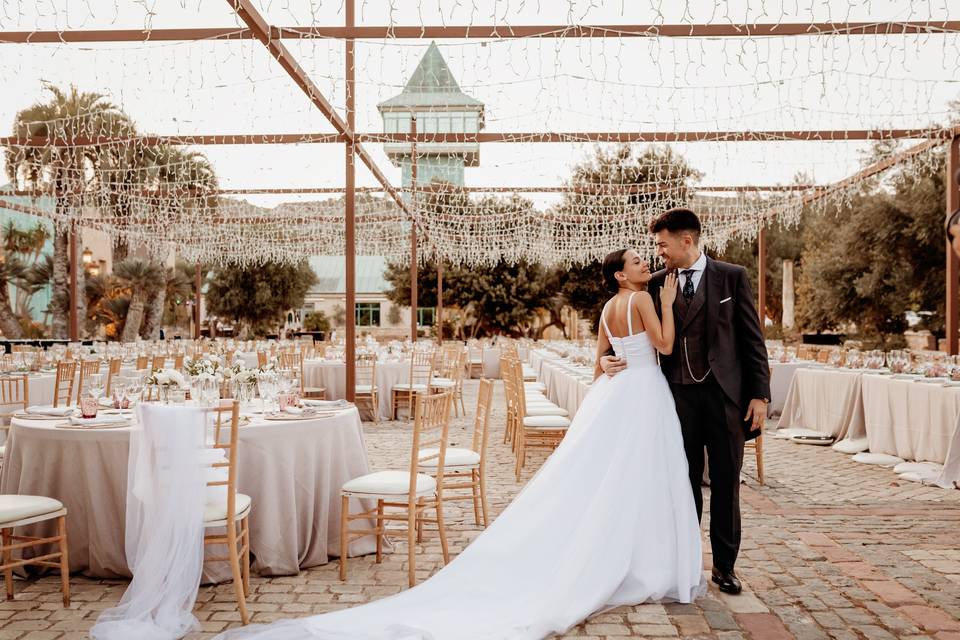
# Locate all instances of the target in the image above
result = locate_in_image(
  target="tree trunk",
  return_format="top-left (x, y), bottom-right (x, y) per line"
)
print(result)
top-left (121, 295), bottom-right (146, 342)
top-left (141, 287), bottom-right (166, 340)
top-left (113, 238), bottom-right (129, 264)
top-left (50, 227), bottom-right (69, 339)
top-left (0, 280), bottom-right (23, 338)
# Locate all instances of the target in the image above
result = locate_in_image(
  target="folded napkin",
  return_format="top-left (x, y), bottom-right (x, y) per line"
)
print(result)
top-left (26, 405), bottom-right (75, 417)
top-left (283, 406), bottom-right (304, 415)
top-left (301, 399), bottom-right (350, 409)
top-left (68, 415), bottom-right (129, 426)
top-left (98, 396), bottom-right (115, 407)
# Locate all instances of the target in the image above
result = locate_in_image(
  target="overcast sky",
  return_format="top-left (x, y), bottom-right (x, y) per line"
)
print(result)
top-left (1, 0), bottom-right (958, 208)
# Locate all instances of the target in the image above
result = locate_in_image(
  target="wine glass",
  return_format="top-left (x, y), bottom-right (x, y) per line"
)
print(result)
top-left (87, 373), bottom-right (105, 401)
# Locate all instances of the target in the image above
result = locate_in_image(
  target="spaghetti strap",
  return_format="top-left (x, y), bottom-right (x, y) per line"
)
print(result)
top-left (626, 292), bottom-right (637, 336)
top-left (600, 304), bottom-right (614, 340)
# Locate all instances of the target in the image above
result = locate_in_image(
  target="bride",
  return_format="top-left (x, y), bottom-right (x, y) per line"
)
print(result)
top-left (219, 248), bottom-right (705, 640)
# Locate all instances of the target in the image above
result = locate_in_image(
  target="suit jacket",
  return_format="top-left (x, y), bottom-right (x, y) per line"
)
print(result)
top-left (648, 257), bottom-right (771, 419)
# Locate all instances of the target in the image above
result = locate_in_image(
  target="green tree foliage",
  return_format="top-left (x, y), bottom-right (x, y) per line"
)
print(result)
top-left (384, 257), bottom-right (551, 338)
top-left (302, 311), bottom-right (331, 333)
top-left (205, 261), bottom-right (317, 337)
top-left (4, 84), bottom-right (135, 338)
top-left (796, 151), bottom-right (947, 343)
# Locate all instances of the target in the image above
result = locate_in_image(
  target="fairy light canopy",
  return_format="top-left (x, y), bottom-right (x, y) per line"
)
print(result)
top-left (0, 1), bottom-right (958, 266)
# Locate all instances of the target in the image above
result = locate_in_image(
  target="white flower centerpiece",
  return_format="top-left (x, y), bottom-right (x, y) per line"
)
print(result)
top-left (145, 368), bottom-right (187, 403)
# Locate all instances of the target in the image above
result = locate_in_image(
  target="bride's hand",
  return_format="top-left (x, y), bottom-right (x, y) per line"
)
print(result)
top-left (660, 272), bottom-right (679, 306)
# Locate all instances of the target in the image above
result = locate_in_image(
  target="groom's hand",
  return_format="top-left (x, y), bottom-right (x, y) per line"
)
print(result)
top-left (744, 398), bottom-right (768, 431)
top-left (599, 355), bottom-right (627, 377)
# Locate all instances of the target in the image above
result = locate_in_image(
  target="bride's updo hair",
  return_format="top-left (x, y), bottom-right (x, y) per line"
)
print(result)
top-left (601, 249), bottom-right (629, 294)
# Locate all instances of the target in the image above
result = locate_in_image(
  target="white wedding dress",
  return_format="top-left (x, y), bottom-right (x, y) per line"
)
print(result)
top-left (220, 297), bottom-right (705, 640)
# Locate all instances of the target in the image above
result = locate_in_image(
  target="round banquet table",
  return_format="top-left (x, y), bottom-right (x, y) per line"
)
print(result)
top-left (0, 405), bottom-right (377, 581)
top-left (302, 359), bottom-right (409, 420)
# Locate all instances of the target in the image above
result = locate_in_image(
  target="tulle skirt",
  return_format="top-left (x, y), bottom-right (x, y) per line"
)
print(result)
top-left (218, 364), bottom-right (705, 640)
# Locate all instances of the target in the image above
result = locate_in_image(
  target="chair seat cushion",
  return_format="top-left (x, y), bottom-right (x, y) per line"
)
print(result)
top-left (430, 378), bottom-right (456, 388)
top-left (418, 446), bottom-right (481, 469)
top-left (0, 495), bottom-right (64, 525)
top-left (342, 470), bottom-right (436, 497)
top-left (355, 384), bottom-right (376, 393)
top-left (304, 386), bottom-right (325, 393)
top-left (524, 383), bottom-right (547, 391)
top-left (526, 405), bottom-right (569, 417)
top-left (393, 383), bottom-right (429, 392)
top-left (204, 493), bottom-right (252, 524)
top-left (522, 415), bottom-right (571, 429)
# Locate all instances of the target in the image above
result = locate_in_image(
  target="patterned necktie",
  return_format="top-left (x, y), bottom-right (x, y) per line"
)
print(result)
top-left (681, 269), bottom-right (695, 300)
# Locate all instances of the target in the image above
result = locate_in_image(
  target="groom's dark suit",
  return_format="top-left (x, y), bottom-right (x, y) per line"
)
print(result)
top-left (647, 256), bottom-right (770, 572)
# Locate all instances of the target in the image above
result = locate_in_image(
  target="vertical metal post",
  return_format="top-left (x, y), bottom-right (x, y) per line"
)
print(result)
top-left (194, 263), bottom-right (202, 339)
top-left (947, 135), bottom-right (960, 355)
top-left (436, 261), bottom-right (443, 344)
top-left (409, 114), bottom-right (418, 343)
top-left (757, 218), bottom-right (767, 329)
top-left (344, 0), bottom-right (357, 400)
top-left (68, 222), bottom-right (79, 341)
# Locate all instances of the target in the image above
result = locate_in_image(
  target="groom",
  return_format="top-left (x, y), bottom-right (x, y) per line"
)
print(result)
top-left (601, 207), bottom-right (770, 595)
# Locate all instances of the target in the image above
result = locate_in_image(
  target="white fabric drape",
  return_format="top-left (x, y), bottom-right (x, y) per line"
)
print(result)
top-left (91, 405), bottom-right (209, 640)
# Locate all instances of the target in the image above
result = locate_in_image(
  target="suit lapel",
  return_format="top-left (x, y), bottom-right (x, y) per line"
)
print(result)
top-left (706, 257), bottom-right (722, 344)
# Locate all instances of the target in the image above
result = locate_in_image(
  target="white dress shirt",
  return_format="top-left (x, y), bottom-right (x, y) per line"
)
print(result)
top-left (679, 252), bottom-right (707, 294)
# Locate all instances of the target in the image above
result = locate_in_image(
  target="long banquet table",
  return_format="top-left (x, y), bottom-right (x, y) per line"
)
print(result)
top-left (529, 350), bottom-right (593, 417)
top-left (0, 405), bottom-right (377, 580)
top-left (776, 368), bottom-right (867, 440)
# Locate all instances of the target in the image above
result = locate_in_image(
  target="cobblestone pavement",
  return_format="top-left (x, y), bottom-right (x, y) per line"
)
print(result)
top-left (3, 379), bottom-right (960, 639)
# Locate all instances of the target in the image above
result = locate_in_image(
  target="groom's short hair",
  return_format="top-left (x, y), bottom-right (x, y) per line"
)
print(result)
top-left (649, 207), bottom-right (701, 241)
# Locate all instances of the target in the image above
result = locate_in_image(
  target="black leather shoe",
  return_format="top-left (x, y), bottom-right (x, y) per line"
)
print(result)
top-left (711, 568), bottom-right (742, 594)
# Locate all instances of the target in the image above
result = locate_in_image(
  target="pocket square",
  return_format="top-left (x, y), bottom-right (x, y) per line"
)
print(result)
top-left (720, 297), bottom-right (733, 304)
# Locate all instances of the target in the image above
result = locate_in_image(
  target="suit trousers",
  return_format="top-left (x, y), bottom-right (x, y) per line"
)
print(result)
top-left (670, 376), bottom-right (745, 572)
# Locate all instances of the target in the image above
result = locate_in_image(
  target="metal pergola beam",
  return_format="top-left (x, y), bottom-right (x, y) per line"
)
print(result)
top-left (1, 129), bottom-right (949, 147)
top-left (2, 21), bottom-right (959, 43)
top-left (227, 0), bottom-right (408, 217)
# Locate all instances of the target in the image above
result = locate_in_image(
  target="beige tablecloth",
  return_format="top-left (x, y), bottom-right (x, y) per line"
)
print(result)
top-left (861, 375), bottom-right (960, 464)
top-left (302, 360), bottom-right (409, 420)
top-left (768, 361), bottom-right (819, 417)
top-left (530, 350), bottom-right (592, 417)
top-left (776, 368), bottom-right (867, 440)
top-left (0, 406), bottom-right (376, 580)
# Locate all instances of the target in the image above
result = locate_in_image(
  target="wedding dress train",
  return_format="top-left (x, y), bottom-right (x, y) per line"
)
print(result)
top-left (219, 303), bottom-right (705, 640)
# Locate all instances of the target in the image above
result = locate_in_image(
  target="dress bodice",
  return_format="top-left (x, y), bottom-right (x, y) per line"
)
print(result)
top-left (602, 293), bottom-right (659, 369)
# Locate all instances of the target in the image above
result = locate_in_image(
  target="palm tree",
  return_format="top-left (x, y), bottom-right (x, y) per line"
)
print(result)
top-left (140, 149), bottom-right (217, 340)
top-left (113, 258), bottom-right (162, 342)
top-left (0, 253), bottom-right (24, 338)
top-left (4, 84), bottom-right (135, 338)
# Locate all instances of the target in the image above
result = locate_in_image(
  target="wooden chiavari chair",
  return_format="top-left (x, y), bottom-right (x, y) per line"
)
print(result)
top-left (419, 379), bottom-right (493, 527)
top-left (466, 342), bottom-right (484, 379)
top-left (173, 353), bottom-right (185, 370)
top-left (354, 356), bottom-right (379, 423)
top-left (0, 494), bottom-right (69, 606)
top-left (504, 359), bottom-right (570, 480)
top-left (340, 391), bottom-right (453, 587)
top-left (151, 355), bottom-right (166, 372)
top-left (75, 360), bottom-right (102, 405)
top-left (391, 349), bottom-right (435, 421)
top-left (135, 355), bottom-right (149, 370)
top-left (744, 434), bottom-right (765, 485)
top-left (256, 351), bottom-right (268, 368)
top-left (203, 400), bottom-right (251, 625)
top-left (430, 348), bottom-right (466, 417)
top-left (0, 374), bottom-right (29, 463)
top-left (52, 361), bottom-right (77, 408)
top-left (105, 357), bottom-right (122, 397)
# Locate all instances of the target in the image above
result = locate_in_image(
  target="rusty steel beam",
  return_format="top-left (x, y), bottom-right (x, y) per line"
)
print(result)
top-left (3, 129), bottom-right (948, 147)
top-left (2, 21), bottom-right (959, 43)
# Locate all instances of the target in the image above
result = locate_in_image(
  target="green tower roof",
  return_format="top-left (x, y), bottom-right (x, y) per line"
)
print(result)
top-left (378, 42), bottom-right (483, 109)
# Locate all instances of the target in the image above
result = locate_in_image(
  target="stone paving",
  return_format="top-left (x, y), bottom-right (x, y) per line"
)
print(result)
top-left (3, 378), bottom-right (960, 639)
